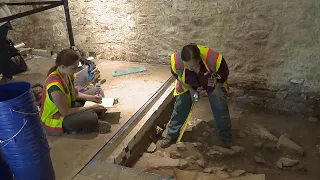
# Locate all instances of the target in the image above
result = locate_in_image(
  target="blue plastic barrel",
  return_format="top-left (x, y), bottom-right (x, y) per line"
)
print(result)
top-left (0, 82), bottom-right (55, 180)
top-left (0, 152), bottom-right (13, 180)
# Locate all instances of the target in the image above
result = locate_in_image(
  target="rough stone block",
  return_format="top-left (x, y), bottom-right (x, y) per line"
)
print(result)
top-left (147, 142), bottom-right (157, 153)
top-left (308, 116), bottom-right (318, 123)
top-left (216, 170), bottom-right (230, 179)
top-left (254, 154), bottom-right (266, 164)
top-left (134, 153), bottom-right (188, 171)
top-left (176, 142), bottom-right (187, 151)
top-left (231, 146), bottom-right (245, 153)
top-left (196, 159), bottom-right (206, 168)
top-left (276, 157), bottom-right (299, 169)
top-left (250, 123), bottom-right (278, 141)
top-left (231, 170), bottom-right (246, 177)
top-left (207, 149), bottom-right (224, 159)
top-left (276, 91), bottom-right (288, 100)
top-left (276, 135), bottom-right (304, 156)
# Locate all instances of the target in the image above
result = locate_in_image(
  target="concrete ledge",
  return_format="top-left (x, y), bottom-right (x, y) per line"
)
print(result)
top-left (77, 160), bottom-right (173, 180)
top-left (105, 83), bottom-right (175, 164)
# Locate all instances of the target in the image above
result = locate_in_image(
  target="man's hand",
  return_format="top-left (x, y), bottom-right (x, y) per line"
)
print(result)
top-left (180, 81), bottom-right (198, 102)
top-left (91, 94), bottom-right (102, 103)
top-left (212, 83), bottom-right (225, 104)
top-left (189, 88), bottom-right (198, 102)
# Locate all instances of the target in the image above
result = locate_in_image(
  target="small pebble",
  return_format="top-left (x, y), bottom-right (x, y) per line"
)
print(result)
top-left (196, 160), bottom-right (205, 168)
top-left (230, 170), bottom-right (246, 177)
top-left (254, 141), bottom-right (263, 149)
top-left (247, 165), bottom-right (256, 173)
top-left (254, 154), bottom-right (266, 164)
top-left (192, 142), bottom-right (202, 147)
top-left (231, 146), bottom-right (245, 153)
top-left (147, 142), bottom-right (157, 153)
top-left (316, 145), bottom-right (320, 153)
top-left (216, 171), bottom-right (230, 179)
top-left (301, 94), bottom-right (307, 100)
top-left (308, 117), bottom-right (319, 123)
top-left (237, 131), bottom-right (247, 138)
top-left (204, 167), bottom-right (213, 173)
top-left (176, 142), bottom-right (187, 151)
top-left (202, 132), bottom-right (210, 137)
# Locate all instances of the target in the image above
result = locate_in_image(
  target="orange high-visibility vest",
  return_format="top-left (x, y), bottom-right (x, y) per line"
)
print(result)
top-left (40, 69), bottom-right (77, 136)
top-left (170, 44), bottom-right (230, 96)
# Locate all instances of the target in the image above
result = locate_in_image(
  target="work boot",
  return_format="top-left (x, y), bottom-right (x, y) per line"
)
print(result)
top-left (217, 139), bottom-right (233, 149)
top-left (223, 141), bottom-right (233, 149)
top-left (159, 138), bottom-right (174, 148)
top-left (0, 76), bottom-right (12, 85)
top-left (97, 111), bottom-right (106, 120)
top-left (96, 120), bottom-right (111, 134)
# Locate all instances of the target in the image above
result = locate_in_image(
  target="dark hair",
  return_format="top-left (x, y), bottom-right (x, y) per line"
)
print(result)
top-left (181, 43), bottom-right (200, 62)
top-left (47, 49), bottom-right (80, 76)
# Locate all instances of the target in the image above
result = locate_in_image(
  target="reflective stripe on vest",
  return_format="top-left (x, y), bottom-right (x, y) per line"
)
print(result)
top-left (174, 80), bottom-right (186, 96)
top-left (40, 74), bottom-right (65, 119)
top-left (42, 122), bottom-right (64, 136)
top-left (171, 51), bottom-right (188, 96)
top-left (52, 111), bottom-right (62, 120)
top-left (40, 70), bottom-right (72, 136)
top-left (199, 46), bottom-right (223, 74)
top-left (171, 51), bottom-right (184, 80)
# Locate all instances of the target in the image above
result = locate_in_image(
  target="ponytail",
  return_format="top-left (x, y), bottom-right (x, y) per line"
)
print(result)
top-left (47, 65), bottom-right (57, 76)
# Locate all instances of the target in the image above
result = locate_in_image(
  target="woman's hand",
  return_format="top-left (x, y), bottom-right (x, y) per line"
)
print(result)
top-left (90, 94), bottom-right (102, 103)
top-left (91, 104), bottom-right (107, 111)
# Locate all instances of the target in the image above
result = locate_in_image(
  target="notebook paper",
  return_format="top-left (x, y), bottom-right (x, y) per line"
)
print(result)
top-left (84, 98), bottom-right (115, 108)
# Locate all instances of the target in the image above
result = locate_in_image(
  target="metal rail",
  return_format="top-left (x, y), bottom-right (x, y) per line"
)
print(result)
top-left (91, 75), bottom-right (175, 162)
top-left (0, 0), bottom-right (75, 47)
top-left (6, 1), bottom-right (62, 6)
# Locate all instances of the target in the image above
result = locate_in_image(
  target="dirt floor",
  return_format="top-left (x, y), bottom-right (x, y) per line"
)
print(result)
top-left (8, 57), bottom-right (171, 180)
top-left (131, 91), bottom-right (320, 180)
top-left (6, 57), bottom-right (320, 180)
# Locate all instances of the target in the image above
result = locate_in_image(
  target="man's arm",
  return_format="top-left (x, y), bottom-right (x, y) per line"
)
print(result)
top-left (171, 68), bottom-right (179, 80)
top-left (216, 57), bottom-right (229, 84)
top-left (171, 68), bottom-right (195, 91)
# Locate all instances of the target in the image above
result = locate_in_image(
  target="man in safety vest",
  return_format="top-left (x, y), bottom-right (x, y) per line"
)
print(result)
top-left (159, 44), bottom-right (232, 148)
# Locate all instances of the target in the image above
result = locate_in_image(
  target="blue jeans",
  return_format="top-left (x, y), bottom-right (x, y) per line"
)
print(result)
top-left (167, 89), bottom-right (232, 143)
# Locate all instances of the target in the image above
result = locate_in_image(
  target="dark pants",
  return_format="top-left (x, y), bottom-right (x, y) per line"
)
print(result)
top-left (0, 23), bottom-right (12, 79)
top-left (62, 87), bottom-right (104, 132)
top-left (167, 89), bottom-right (232, 143)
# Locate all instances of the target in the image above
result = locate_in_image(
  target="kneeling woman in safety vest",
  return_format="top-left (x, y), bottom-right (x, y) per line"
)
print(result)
top-left (40, 49), bottom-right (110, 136)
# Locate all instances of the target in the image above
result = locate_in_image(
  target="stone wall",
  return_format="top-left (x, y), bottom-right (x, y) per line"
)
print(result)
top-left (8, 0), bottom-right (320, 93)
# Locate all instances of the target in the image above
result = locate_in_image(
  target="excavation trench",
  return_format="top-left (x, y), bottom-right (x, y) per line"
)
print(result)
top-left (98, 76), bottom-right (320, 180)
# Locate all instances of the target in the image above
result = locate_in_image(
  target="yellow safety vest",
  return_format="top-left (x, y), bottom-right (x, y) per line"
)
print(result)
top-left (40, 69), bottom-right (77, 136)
top-left (170, 44), bottom-right (230, 96)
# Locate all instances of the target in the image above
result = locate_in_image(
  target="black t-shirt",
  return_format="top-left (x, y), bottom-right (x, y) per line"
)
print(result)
top-left (47, 75), bottom-right (74, 103)
top-left (48, 85), bottom-right (61, 102)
